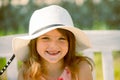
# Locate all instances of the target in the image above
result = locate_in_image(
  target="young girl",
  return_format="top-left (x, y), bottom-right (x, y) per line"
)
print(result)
top-left (12, 5), bottom-right (93, 80)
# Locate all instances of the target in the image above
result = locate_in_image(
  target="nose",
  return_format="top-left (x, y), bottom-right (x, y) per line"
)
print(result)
top-left (47, 41), bottom-right (60, 52)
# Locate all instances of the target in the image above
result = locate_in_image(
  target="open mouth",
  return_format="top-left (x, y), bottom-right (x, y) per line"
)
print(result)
top-left (45, 51), bottom-right (60, 56)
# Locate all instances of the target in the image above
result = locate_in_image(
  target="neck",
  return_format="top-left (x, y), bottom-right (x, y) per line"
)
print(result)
top-left (41, 59), bottom-right (65, 79)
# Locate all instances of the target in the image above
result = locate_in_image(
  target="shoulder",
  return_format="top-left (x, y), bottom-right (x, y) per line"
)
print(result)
top-left (78, 61), bottom-right (93, 80)
top-left (75, 55), bottom-right (94, 70)
top-left (79, 61), bottom-right (92, 71)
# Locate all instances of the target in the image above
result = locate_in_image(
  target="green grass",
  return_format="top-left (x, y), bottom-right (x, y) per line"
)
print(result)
top-left (0, 58), bottom-right (7, 80)
top-left (113, 51), bottom-right (120, 80)
top-left (94, 52), bottom-right (103, 80)
top-left (0, 58), bottom-right (6, 70)
top-left (94, 51), bottom-right (120, 80)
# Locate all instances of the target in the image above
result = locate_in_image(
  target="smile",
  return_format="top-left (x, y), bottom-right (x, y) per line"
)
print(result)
top-left (45, 51), bottom-right (61, 56)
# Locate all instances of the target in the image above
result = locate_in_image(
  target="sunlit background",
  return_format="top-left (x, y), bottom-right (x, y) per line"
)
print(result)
top-left (0, 0), bottom-right (120, 80)
top-left (0, 0), bottom-right (120, 35)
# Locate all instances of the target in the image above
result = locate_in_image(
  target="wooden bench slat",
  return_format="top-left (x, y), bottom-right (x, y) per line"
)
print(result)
top-left (102, 50), bottom-right (114, 80)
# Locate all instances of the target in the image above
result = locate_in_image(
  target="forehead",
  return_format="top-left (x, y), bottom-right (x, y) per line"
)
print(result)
top-left (40, 29), bottom-right (66, 37)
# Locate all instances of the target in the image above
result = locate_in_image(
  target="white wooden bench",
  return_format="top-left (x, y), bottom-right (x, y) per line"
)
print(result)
top-left (0, 30), bottom-right (120, 80)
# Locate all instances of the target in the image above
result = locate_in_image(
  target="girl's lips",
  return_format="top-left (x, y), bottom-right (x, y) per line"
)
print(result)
top-left (46, 51), bottom-right (60, 56)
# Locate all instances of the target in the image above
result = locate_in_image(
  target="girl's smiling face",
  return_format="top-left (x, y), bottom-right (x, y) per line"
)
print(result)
top-left (36, 29), bottom-right (68, 63)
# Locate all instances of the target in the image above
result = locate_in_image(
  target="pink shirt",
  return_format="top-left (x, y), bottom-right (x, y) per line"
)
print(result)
top-left (57, 67), bottom-right (71, 80)
top-left (41, 67), bottom-right (71, 80)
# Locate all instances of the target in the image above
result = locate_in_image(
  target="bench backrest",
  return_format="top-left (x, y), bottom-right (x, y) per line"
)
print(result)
top-left (0, 30), bottom-right (120, 80)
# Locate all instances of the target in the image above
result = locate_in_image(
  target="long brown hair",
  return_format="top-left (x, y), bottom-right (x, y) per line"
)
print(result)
top-left (20, 28), bottom-right (93, 80)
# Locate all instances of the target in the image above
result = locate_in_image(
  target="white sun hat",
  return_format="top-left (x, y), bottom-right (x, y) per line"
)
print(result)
top-left (12, 5), bottom-right (92, 61)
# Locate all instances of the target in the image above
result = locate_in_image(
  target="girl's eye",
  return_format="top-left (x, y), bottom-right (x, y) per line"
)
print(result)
top-left (59, 37), bottom-right (67, 40)
top-left (41, 37), bottom-right (49, 40)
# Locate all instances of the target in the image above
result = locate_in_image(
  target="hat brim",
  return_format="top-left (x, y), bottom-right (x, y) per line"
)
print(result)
top-left (12, 26), bottom-right (91, 61)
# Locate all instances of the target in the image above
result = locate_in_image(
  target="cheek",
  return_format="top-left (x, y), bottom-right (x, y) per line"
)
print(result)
top-left (36, 42), bottom-right (46, 54)
top-left (64, 45), bottom-right (69, 53)
top-left (61, 42), bottom-right (69, 54)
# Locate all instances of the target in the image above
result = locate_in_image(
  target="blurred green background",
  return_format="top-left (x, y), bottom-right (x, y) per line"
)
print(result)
top-left (0, 0), bottom-right (120, 35)
top-left (0, 0), bottom-right (120, 80)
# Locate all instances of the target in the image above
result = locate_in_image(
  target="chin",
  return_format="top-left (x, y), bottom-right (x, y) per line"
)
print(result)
top-left (48, 60), bottom-right (59, 63)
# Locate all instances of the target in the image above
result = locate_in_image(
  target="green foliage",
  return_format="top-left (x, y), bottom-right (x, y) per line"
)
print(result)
top-left (114, 60), bottom-right (120, 80)
top-left (0, 58), bottom-right (6, 70)
top-left (0, 58), bottom-right (7, 80)
top-left (94, 51), bottom-right (120, 80)
top-left (94, 52), bottom-right (103, 80)
top-left (113, 51), bottom-right (120, 80)
top-left (0, 0), bottom-right (120, 36)
top-left (92, 21), bottom-right (109, 30)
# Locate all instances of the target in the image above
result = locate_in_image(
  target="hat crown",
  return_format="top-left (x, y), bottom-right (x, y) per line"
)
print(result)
top-left (29, 5), bottom-right (74, 35)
